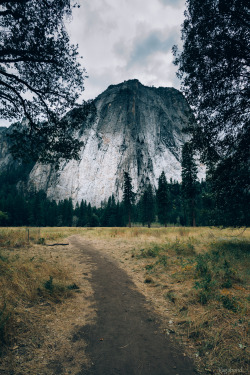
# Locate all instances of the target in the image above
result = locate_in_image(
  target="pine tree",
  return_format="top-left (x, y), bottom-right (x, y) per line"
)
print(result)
top-left (156, 171), bottom-right (169, 227)
top-left (141, 183), bottom-right (155, 228)
top-left (0, 211), bottom-right (8, 225)
top-left (87, 203), bottom-right (92, 226)
top-left (168, 181), bottom-right (184, 225)
top-left (77, 200), bottom-right (87, 227)
top-left (122, 172), bottom-right (135, 228)
top-left (181, 143), bottom-right (198, 227)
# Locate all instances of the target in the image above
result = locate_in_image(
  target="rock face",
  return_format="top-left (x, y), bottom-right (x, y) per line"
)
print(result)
top-left (0, 127), bottom-right (13, 170)
top-left (1, 79), bottom-right (203, 206)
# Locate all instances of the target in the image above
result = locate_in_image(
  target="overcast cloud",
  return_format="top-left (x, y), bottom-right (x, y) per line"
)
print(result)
top-left (68, 0), bottom-right (186, 100)
top-left (1, 0), bottom-right (185, 126)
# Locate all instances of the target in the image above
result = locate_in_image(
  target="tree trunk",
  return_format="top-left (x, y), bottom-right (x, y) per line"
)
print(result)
top-left (192, 199), bottom-right (196, 227)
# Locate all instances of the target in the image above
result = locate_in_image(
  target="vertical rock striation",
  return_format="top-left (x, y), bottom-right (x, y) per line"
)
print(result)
top-left (1, 79), bottom-right (203, 206)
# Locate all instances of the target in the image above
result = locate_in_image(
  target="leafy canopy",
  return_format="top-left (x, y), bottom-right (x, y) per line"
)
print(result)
top-left (0, 0), bottom-right (87, 162)
top-left (173, 0), bottom-right (249, 163)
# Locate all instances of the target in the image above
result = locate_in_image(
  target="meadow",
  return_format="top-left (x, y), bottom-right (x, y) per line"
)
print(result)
top-left (0, 226), bottom-right (249, 374)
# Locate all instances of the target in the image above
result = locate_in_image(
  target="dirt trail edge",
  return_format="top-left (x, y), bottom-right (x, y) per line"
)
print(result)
top-left (69, 236), bottom-right (196, 375)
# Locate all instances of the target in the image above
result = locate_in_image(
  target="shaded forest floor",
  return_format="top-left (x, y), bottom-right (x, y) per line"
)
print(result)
top-left (0, 227), bottom-right (249, 374)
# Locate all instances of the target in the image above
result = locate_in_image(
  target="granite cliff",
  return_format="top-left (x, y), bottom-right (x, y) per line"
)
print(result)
top-left (0, 79), bottom-right (203, 206)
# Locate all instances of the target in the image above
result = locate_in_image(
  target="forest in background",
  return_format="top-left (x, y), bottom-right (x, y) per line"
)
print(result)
top-left (0, 162), bottom-right (248, 228)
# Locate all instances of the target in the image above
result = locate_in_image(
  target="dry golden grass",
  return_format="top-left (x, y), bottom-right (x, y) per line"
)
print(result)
top-left (0, 227), bottom-right (95, 374)
top-left (81, 226), bottom-right (249, 374)
top-left (0, 226), bottom-right (249, 374)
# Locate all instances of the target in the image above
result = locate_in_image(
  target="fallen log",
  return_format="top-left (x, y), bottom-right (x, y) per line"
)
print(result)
top-left (46, 243), bottom-right (69, 246)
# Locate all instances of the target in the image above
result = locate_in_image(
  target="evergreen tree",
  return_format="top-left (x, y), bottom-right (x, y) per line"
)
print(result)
top-left (0, 211), bottom-right (8, 225)
top-left (181, 143), bottom-right (198, 227)
top-left (101, 195), bottom-right (117, 227)
top-left (168, 180), bottom-right (184, 225)
top-left (78, 200), bottom-right (87, 227)
top-left (156, 171), bottom-right (169, 227)
top-left (208, 155), bottom-right (250, 227)
top-left (89, 213), bottom-right (100, 227)
top-left (47, 201), bottom-right (58, 227)
top-left (122, 172), bottom-right (135, 228)
top-left (64, 198), bottom-right (73, 227)
top-left (141, 183), bottom-right (155, 228)
top-left (87, 203), bottom-right (92, 226)
top-left (115, 201), bottom-right (125, 227)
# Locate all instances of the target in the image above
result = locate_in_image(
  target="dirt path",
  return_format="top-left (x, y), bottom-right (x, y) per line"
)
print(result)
top-left (70, 236), bottom-right (196, 375)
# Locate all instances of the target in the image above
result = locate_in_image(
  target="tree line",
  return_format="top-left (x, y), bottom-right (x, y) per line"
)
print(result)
top-left (0, 170), bottom-right (205, 228)
top-left (1, 139), bottom-right (249, 227)
top-left (1, 144), bottom-right (248, 227)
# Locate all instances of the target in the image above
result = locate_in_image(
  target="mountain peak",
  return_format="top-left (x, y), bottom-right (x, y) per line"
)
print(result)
top-left (0, 81), bottom-right (197, 206)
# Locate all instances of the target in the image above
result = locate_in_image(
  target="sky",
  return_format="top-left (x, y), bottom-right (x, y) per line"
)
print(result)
top-left (1, 0), bottom-right (186, 126)
top-left (67, 0), bottom-right (186, 101)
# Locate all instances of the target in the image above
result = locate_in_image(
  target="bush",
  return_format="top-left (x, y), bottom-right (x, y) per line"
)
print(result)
top-left (170, 238), bottom-right (196, 256)
top-left (156, 255), bottom-right (168, 267)
top-left (138, 245), bottom-right (161, 258)
top-left (220, 295), bottom-right (238, 312)
top-left (44, 276), bottom-right (54, 292)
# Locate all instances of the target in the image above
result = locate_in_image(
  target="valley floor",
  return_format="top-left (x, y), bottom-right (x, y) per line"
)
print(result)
top-left (0, 227), bottom-right (249, 374)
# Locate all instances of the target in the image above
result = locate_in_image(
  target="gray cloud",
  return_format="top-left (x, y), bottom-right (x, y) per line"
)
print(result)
top-left (1, 0), bottom-right (186, 126)
top-left (70, 0), bottom-right (186, 101)
top-left (127, 29), bottom-right (178, 67)
top-left (159, 0), bottom-right (185, 7)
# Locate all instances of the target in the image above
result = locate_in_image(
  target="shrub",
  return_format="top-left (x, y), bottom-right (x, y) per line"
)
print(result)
top-left (171, 238), bottom-right (196, 256)
top-left (156, 255), bottom-right (168, 267)
top-left (220, 295), bottom-right (238, 312)
top-left (145, 264), bottom-right (154, 271)
top-left (44, 276), bottom-right (54, 292)
top-left (138, 245), bottom-right (161, 258)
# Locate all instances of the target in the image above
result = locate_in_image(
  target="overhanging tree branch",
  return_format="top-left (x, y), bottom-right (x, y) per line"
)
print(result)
top-left (0, 0), bottom-right (86, 162)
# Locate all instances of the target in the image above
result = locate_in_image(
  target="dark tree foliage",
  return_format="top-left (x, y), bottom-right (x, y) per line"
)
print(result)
top-left (173, 0), bottom-right (250, 226)
top-left (141, 183), bottom-right (155, 228)
top-left (0, 0), bottom-right (87, 163)
top-left (100, 195), bottom-right (124, 227)
top-left (168, 180), bottom-right (184, 226)
top-left (173, 0), bottom-right (249, 163)
top-left (122, 171), bottom-right (135, 228)
top-left (0, 210), bottom-right (8, 224)
top-left (77, 200), bottom-right (87, 227)
top-left (156, 171), bottom-right (169, 227)
top-left (207, 142), bottom-right (250, 227)
top-left (1, 165), bottom-right (246, 228)
top-left (181, 142), bottom-right (198, 227)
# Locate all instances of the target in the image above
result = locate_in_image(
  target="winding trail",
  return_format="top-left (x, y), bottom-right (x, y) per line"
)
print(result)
top-left (70, 236), bottom-right (196, 375)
